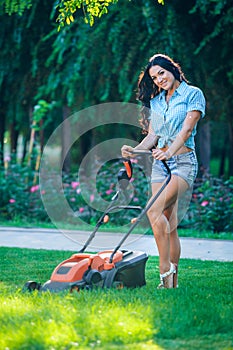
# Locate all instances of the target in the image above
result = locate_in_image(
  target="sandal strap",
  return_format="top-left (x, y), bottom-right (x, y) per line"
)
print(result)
top-left (160, 263), bottom-right (176, 279)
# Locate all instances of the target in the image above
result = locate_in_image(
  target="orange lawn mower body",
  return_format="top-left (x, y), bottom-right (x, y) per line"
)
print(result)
top-left (24, 154), bottom-right (170, 293)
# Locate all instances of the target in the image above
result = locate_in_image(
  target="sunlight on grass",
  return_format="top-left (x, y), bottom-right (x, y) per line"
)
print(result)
top-left (85, 302), bottom-right (155, 343)
top-left (0, 291), bottom-right (158, 349)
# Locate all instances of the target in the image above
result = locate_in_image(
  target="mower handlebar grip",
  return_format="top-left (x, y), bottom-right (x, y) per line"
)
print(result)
top-left (122, 158), bottom-right (133, 179)
top-left (130, 150), bottom-right (171, 175)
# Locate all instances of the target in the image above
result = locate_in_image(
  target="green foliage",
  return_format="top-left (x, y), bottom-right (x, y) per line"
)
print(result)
top-left (0, 159), bottom-right (147, 225)
top-left (2, 0), bottom-right (164, 29)
top-left (186, 176), bottom-right (233, 233)
top-left (0, 162), bottom-right (48, 222)
top-left (189, 0), bottom-right (233, 127)
top-left (39, 0), bottom-right (179, 108)
top-left (56, 0), bottom-right (165, 30)
top-left (63, 159), bottom-right (149, 226)
top-left (1, 159), bottom-right (233, 234)
top-left (0, 0), bottom-right (57, 159)
top-left (32, 100), bottom-right (57, 131)
top-left (1, 0), bottom-right (233, 178)
top-left (56, 0), bottom-right (117, 29)
top-left (2, 0), bottom-right (32, 15)
top-left (191, 0), bottom-right (233, 55)
top-left (0, 247), bottom-right (232, 350)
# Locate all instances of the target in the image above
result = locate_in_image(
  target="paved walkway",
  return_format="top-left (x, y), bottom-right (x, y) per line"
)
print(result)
top-left (0, 226), bottom-right (232, 262)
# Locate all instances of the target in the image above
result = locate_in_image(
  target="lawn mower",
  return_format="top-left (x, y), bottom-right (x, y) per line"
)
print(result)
top-left (24, 151), bottom-right (171, 293)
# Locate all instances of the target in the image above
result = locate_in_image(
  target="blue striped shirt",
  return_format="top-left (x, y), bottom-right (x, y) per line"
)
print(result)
top-left (150, 81), bottom-right (206, 149)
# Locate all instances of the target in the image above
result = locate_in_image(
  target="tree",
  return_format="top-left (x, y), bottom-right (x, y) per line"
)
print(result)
top-left (56, 0), bottom-right (165, 28)
top-left (0, 0), bottom-right (32, 15)
top-left (1, 0), bottom-right (232, 177)
top-left (190, 0), bottom-right (233, 176)
top-left (2, 0), bottom-right (164, 28)
top-left (0, 0), bottom-right (56, 164)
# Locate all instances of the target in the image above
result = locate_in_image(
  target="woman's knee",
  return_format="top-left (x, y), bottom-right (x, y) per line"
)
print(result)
top-left (147, 208), bottom-right (169, 232)
top-left (147, 206), bottom-right (160, 224)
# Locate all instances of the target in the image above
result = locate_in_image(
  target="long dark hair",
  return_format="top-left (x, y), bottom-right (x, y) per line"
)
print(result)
top-left (137, 54), bottom-right (188, 132)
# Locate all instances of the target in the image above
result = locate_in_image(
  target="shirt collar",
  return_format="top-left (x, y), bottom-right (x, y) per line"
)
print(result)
top-left (158, 90), bottom-right (166, 100)
top-left (176, 81), bottom-right (188, 95)
top-left (158, 81), bottom-right (188, 100)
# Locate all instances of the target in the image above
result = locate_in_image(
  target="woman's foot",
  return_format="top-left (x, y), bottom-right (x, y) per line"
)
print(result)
top-left (157, 263), bottom-right (177, 289)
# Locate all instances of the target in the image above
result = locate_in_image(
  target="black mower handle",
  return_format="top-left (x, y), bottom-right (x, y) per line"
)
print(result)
top-left (109, 149), bottom-right (171, 263)
top-left (80, 151), bottom-right (171, 257)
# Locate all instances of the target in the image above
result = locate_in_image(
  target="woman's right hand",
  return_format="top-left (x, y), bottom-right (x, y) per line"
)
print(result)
top-left (121, 145), bottom-right (135, 158)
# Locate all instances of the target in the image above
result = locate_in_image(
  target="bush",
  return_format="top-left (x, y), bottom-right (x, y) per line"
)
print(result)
top-left (0, 159), bottom-right (150, 226)
top-left (1, 160), bottom-right (232, 234)
top-left (0, 163), bottom-right (49, 222)
top-left (186, 176), bottom-right (233, 233)
top-left (62, 159), bottom-right (150, 226)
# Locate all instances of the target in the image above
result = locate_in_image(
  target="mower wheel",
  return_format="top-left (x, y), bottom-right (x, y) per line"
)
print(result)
top-left (83, 269), bottom-right (102, 286)
top-left (23, 281), bottom-right (41, 292)
top-left (112, 281), bottom-right (124, 289)
top-left (70, 285), bottom-right (80, 293)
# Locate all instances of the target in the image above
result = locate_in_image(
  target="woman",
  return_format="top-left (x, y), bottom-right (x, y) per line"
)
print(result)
top-left (121, 54), bottom-right (206, 288)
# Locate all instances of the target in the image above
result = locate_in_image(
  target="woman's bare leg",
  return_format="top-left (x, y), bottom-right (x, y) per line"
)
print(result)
top-left (147, 175), bottom-right (188, 274)
top-left (164, 202), bottom-right (180, 265)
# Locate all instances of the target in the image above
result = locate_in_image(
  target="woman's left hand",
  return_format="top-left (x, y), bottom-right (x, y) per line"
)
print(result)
top-left (152, 148), bottom-right (169, 160)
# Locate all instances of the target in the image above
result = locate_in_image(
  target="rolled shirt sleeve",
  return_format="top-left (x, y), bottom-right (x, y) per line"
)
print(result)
top-left (187, 87), bottom-right (206, 118)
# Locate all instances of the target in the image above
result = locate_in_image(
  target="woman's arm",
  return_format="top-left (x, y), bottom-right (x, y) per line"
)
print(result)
top-left (121, 122), bottom-right (159, 158)
top-left (152, 110), bottom-right (201, 160)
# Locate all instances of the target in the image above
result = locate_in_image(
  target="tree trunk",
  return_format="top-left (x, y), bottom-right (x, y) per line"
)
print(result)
top-left (21, 135), bottom-right (28, 164)
top-left (197, 121), bottom-right (211, 176)
top-left (228, 121), bottom-right (233, 177)
top-left (62, 106), bottom-right (71, 173)
top-left (219, 138), bottom-right (226, 177)
top-left (20, 107), bottom-right (32, 164)
top-left (10, 121), bottom-right (19, 162)
top-left (0, 110), bottom-right (5, 165)
top-left (39, 119), bottom-right (44, 154)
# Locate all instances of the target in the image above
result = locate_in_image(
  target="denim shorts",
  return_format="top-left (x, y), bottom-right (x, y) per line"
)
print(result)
top-left (151, 151), bottom-right (198, 188)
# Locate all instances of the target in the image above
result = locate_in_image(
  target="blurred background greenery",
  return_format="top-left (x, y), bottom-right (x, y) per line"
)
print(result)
top-left (0, 0), bottom-right (232, 233)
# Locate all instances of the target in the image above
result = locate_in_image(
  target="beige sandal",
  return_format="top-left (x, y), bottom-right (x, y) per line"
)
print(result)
top-left (157, 263), bottom-right (177, 289)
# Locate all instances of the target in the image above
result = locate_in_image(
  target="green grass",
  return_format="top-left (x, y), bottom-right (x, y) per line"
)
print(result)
top-left (0, 247), bottom-right (232, 350)
top-left (0, 218), bottom-right (232, 240)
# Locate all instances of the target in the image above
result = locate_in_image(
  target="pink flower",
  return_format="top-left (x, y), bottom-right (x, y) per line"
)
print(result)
top-left (71, 181), bottom-right (80, 189)
top-left (30, 185), bottom-right (39, 193)
top-left (70, 197), bottom-right (76, 202)
top-left (133, 197), bottom-right (139, 202)
top-left (106, 189), bottom-right (113, 195)
top-left (4, 156), bottom-right (11, 162)
top-left (9, 199), bottom-right (16, 203)
top-left (41, 190), bottom-right (46, 195)
top-left (90, 194), bottom-right (95, 202)
top-left (201, 200), bottom-right (209, 207)
top-left (192, 194), bottom-right (197, 199)
top-left (79, 207), bottom-right (85, 213)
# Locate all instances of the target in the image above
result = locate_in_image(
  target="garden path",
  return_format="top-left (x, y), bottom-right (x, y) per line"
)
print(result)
top-left (0, 226), bottom-right (232, 262)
